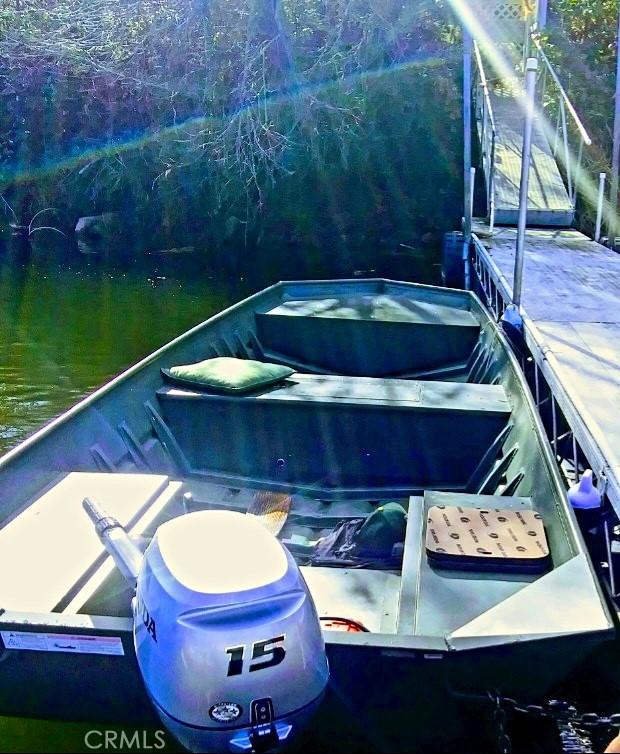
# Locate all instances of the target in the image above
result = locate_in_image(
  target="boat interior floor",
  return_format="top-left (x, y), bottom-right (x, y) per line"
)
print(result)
top-left (0, 470), bottom-right (556, 641)
top-left (0, 287), bottom-right (588, 643)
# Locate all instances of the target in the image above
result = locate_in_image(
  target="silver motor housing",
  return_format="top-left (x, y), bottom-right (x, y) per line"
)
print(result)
top-left (134, 509), bottom-right (329, 752)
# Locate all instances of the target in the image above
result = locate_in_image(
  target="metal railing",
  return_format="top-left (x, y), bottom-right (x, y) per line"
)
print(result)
top-left (472, 40), bottom-right (497, 231)
top-left (471, 233), bottom-right (620, 600)
top-left (531, 33), bottom-right (592, 208)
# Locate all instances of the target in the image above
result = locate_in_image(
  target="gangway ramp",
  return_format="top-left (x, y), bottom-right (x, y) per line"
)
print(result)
top-left (473, 34), bottom-right (588, 230)
top-left (488, 87), bottom-right (574, 227)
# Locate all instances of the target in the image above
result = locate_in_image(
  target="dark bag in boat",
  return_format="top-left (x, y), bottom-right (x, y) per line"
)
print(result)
top-left (309, 515), bottom-right (404, 569)
top-left (354, 503), bottom-right (407, 556)
top-left (310, 518), bottom-right (363, 566)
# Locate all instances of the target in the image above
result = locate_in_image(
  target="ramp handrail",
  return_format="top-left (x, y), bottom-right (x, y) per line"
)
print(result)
top-left (532, 33), bottom-right (592, 207)
top-left (473, 40), bottom-right (497, 230)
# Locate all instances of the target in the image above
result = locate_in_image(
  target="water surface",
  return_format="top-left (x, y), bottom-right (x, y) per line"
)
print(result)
top-left (0, 243), bottom-right (249, 455)
top-left (0, 236), bottom-right (438, 456)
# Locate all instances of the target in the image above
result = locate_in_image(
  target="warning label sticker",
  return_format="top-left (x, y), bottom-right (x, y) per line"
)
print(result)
top-left (0, 631), bottom-right (124, 656)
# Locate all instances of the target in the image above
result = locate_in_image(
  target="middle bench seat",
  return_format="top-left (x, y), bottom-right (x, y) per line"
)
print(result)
top-left (156, 373), bottom-right (511, 494)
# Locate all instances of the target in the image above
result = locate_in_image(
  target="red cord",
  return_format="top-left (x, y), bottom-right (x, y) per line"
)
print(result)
top-left (319, 616), bottom-right (369, 632)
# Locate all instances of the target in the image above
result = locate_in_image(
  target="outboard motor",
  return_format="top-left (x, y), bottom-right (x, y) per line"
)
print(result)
top-left (84, 500), bottom-right (329, 753)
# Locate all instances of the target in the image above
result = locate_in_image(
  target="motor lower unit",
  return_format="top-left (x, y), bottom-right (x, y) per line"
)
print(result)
top-left (84, 501), bottom-right (329, 753)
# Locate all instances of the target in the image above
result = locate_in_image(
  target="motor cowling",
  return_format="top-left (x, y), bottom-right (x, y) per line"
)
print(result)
top-left (134, 510), bottom-right (329, 753)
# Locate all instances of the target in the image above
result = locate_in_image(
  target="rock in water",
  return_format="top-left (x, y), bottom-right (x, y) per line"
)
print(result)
top-left (74, 213), bottom-right (121, 255)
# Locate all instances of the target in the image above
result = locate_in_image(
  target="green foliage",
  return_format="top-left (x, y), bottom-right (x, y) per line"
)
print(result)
top-left (552, 0), bottom-right (617, 60)
top-left (544, 1), bottom-right (619, 231)
top-left (0, 0), bottom-right (461, 266)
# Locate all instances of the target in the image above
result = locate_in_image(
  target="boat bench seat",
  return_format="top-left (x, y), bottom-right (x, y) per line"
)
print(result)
top-left (255, 294), bottom-right (481, 377)
top-left (156, 374), bottom-right (511, 492)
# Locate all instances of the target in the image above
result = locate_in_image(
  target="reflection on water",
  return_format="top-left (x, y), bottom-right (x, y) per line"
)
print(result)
top-left (0, 241), bottom-right (250, 454)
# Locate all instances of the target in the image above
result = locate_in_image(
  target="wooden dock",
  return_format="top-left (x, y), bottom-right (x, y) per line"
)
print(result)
top-left (472, 222), bottom-right (620, 512)
top-left (486, 88), bottom-right (574, 227)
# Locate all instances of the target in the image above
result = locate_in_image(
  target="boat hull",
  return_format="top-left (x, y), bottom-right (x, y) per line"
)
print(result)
top-left (0, 618), bottom-right (611, 751)
top-left (0, 279), bottom-right (613, 750)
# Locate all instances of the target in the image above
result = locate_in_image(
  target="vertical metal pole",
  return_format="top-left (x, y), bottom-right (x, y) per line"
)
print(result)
top-left (560, 100), bottom-right (572, 200)
top-left (605, 519), bottom-right (617, 597)
top-left (572, 138), bottom-right (583, 206)
top-left (489, 136), bottom-right (496, 233)
top-left (553, 106), bottom-right (561, 157)
top-left (513, 58), bottom-right (538, 309)
top-left (463, 29), bottom-right (473, 289)
top-left (537, 0), bottom-right (548, 30)
top-left (572, 434), bottom-right (579, 483)
top-left (551, 394), bottom-right (557, 452)
top-left (595, 172), bottom-right (606, 243)
top-left (522, 22), bottom-right (530, 74)
top-left (522, 1), bottom-right (534, 74)
top-left (610, 7), bottom-right (620, 249)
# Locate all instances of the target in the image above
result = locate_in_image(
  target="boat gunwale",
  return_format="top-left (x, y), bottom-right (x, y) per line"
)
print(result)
top-left (467, 294), bottom-right (581, 551)
top-left (0, 606), bottom-right (613, 651)
top-left (472, 232), bottom-right (620, 521)
top-left (434, 291), bottom-right (615, 638)
top-left (469, 290), bottom-right (615, 637)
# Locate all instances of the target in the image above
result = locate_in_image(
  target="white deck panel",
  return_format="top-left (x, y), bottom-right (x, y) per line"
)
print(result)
top-left (63, 479), bottom-right (183, 614)
top-left (473, 224), bottom-right (620, 512)
top-left (0, 472), bottom-right (172, 613)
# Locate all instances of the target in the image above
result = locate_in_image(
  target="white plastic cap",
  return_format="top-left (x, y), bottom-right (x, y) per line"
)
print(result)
top-left (156, 510), bottom-right (288, 594)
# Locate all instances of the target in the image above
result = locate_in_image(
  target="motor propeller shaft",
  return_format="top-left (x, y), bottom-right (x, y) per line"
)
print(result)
top-left (82, 497), bottom-right (143, 586)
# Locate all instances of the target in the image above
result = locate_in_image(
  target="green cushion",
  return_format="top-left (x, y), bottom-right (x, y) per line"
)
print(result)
top-left (162, 357), bottom-right (294, 394)
top-left (354, 503), bottom-right (407, 556)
